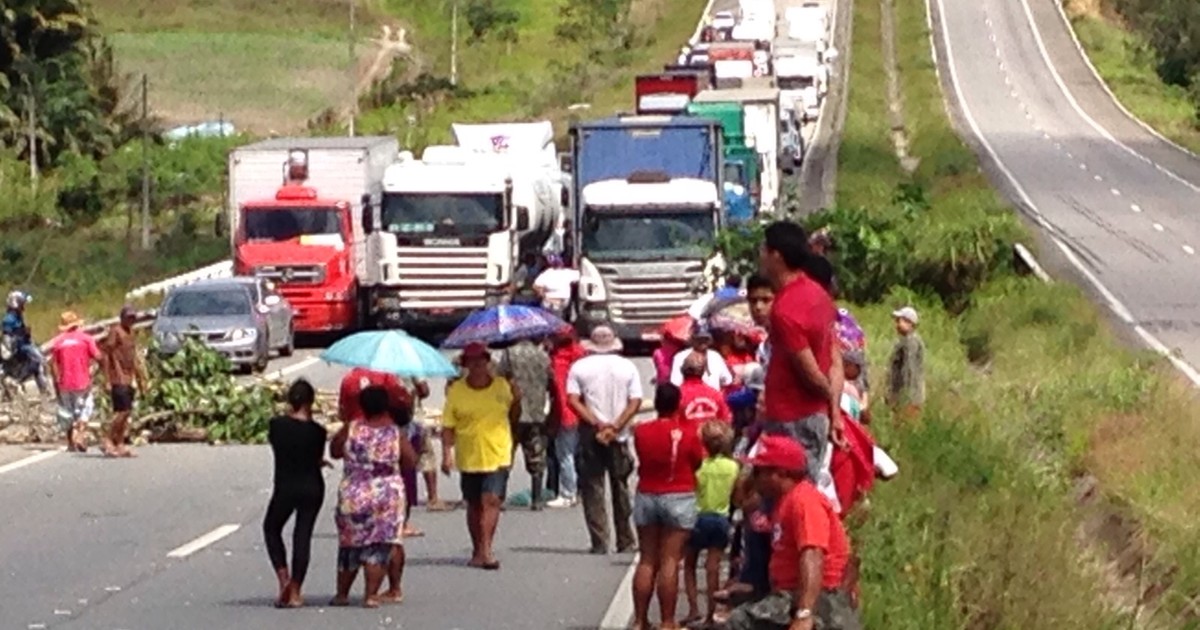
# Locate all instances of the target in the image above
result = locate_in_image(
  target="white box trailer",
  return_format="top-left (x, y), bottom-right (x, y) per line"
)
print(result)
top-left (227, 136), bottom-right (399, 282)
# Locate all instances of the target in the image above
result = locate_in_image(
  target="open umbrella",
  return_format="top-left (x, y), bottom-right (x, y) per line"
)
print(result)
top-left (320, 330), bottom-right (458, 378)
top-left (442, 304), bottom-right (568, 349)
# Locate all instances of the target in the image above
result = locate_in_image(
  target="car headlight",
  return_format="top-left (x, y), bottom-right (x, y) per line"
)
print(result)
top-left (230, 328), bottom-right (257, 341)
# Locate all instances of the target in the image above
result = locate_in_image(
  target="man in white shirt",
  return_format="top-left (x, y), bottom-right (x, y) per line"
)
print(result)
top-left (669, 323), bottom-right (733, 391)
top-left (566, 325), bottom-right (643, 554)
top-left (533, 255), bottom-right (580, 315)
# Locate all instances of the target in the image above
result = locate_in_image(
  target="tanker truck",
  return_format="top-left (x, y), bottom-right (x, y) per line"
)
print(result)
top-left (363, 122), bottom-right (565, 327)
top-left (228, 136), bottom-right (397, 333)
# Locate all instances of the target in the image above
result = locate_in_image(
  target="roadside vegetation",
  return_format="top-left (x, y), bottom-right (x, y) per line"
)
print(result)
top-left (1063, 0), bottom-right (1200, 154)
top-left (759, 0), bottom-right (1200, 624)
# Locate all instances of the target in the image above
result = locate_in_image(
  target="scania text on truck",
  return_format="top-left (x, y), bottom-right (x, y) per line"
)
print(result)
top-left (228, 136), bottom-right (397, 333)
top-left (568, 116), bottom-right (725, 342)
top-left (364, 122), bottom-right (564, 326)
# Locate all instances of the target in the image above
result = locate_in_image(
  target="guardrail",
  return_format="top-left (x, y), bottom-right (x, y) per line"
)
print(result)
top-left (125, 260), bottom-right (233, 300)
top-left (37, 310), bottom-right (158, 352)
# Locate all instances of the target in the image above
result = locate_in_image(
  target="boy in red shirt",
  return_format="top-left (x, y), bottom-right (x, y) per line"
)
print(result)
top-left (726, 435), bottom-right (861, 630)
top-left (679, 352), bottom-right (732, 424)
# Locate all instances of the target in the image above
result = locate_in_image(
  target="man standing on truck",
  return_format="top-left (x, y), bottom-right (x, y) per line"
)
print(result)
top-left (99, 305), bottom-right (149, 458)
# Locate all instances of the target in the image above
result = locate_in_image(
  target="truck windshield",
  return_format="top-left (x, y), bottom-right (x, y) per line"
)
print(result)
top-left (243, 207), bottom-right (342, 241)
top-left (581, 210), bottom-right (716, 262)
top-left (778, 76), bottom-right (814, 91)
top-left (724, 162), bottom-right (747, 186)
top-left (381, 193), bottom-right (504, 235)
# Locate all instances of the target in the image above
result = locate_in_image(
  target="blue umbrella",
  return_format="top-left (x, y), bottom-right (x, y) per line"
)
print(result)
top-left (442, 305), bottom-right (568, 349)
top-left (320, 330), bottom-right (458, 378)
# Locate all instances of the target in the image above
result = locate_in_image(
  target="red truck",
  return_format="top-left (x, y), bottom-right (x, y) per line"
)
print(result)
top-left (228, 137), bottom-right (398, 334)
top-left (634, 73), bottom-right (705, 114)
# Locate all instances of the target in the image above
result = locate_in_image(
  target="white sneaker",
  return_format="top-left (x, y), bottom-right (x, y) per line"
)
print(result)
top-left (547, 496), bottom-right (577, 508)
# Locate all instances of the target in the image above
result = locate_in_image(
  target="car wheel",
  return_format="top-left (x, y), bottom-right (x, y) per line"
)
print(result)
top-left (280, 323), bottom-right (295, 357)
top-left (253, 343), bottom-right (269, 374)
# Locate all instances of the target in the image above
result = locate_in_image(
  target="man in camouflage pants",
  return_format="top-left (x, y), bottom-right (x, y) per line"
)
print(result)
top-left (497, 337), bottom-right (552, 510)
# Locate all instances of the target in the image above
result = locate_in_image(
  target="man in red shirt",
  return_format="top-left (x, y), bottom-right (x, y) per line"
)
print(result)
top-left (727, 435), bottom-right (860, 630)
top-left (758, 221), bottom-right (845, 482)
top-left (47, 311), bottom-right (101, 452)
top-left (678, 352), bottom-right (732, 424)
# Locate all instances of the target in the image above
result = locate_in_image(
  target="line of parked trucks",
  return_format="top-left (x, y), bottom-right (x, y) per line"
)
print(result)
top-left (224, 0), bottom-right (836, 344)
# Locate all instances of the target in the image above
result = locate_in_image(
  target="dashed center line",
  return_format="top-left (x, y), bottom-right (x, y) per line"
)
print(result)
top-left (167, 524), bottom-right (241, 558)
top-left (1184, 245), bottom-right (1195, 255)
top-left (1065, 152), bottom-right (1073, 159)
top-left (1094, 175), bottom-right (1102, 181)
top-left (1131, 204), bottom-right (1142, 213)
top-left (1080, 163), bottom-right (1087, 170)
top-left (1153, 223), bottom-right (1164, 232)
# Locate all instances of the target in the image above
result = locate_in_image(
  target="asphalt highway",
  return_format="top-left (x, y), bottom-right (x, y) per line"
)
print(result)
top-left (930, 0), bottom-right (1200, 380)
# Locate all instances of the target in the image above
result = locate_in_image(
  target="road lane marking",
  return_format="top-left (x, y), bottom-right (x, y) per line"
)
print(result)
top-left (1079, 163), bottom-right (1087, 170)
top-left (1016, 0), bottom-right (1200, 196)
top-left (167, 524), bottom-right (240, 558)
top-left (0, 449), bottom-right (61, 475)
top-left (1094, 174), bottom-right (1102, 181)
top-left (1184, 245), bottom-right (1195, 255)
top-left (598, 554), bottom-right (638, 630)
top-left (1153, 223), bottom-right (1164, 232)
top-left (1110, 188), bottom-right (1120, 196)
top-left (263, 356), bottom-right (320, 381)
top-left (931, 0), bottom-right (1200, 387)
top-left (1131, 204), bottom-right (1142, 212)
top-left (1066, 152), bottom-right (1073, 158)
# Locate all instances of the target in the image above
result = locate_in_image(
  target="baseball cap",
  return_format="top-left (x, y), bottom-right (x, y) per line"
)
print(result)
top-left (892, 306), bottom-right (919, 325)
top-left (742, 435), bottom-right (807, 472)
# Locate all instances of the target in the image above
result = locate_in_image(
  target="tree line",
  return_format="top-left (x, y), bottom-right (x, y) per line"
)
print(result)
top-left (1110, 0), bottom-right (1200, 123)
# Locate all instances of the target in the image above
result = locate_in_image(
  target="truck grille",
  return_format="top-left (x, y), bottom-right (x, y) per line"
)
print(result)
top-left (597, 263), bottom-right (706, 326)
top-left (383, 246), bottom-right (491, 310)
top-left (254, 264), bottom-right (325, 285)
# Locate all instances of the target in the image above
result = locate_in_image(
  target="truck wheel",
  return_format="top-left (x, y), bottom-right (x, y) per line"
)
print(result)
top-left (280, 324), bottom-right (294, 357)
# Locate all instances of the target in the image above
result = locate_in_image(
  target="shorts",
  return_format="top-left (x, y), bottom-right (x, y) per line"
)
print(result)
top-left (689, 513), bottom-right (731, 550)
top-left (337, 543), bottom-right (393, 572)
top-left (460, 469), bottom-right (510, 503)
top-left (761, 412), bottom-right (829, 481)
top-left (634, 492), bottom-right (697, 530)
top-left (111, 385), bottom-right (135, 413)
top-left (56, 390), bottom-right (94, 430)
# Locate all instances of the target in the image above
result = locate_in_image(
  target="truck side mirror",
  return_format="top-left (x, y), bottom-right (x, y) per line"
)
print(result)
top-left (516, 207), bottom-right (530, 231)
top-left (361, 195), bottom-right (375, 234)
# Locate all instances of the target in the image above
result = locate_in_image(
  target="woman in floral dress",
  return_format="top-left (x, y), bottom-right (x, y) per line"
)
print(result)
top-left (330, 385), bottom-right (417, 608)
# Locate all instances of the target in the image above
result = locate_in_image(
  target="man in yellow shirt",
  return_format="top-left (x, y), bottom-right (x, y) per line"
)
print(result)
top-left (442, 342), bottom-right (522, 570)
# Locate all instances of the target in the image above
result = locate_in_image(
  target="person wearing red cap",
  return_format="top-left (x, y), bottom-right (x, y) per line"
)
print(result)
top-left (441, 342), bottom-right (521, 570)
top-left (726, 435), bottom-right (860, 630)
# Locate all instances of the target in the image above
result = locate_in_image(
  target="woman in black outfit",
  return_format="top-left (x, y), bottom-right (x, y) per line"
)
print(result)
top-left (263, 379), bottom-right (328, 608)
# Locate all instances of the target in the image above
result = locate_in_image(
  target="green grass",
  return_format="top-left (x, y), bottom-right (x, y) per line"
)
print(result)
top-left (359, 0), bottom-right (705, 147)
top-left (836, 0), bottom-right (1200, 624)
top-left (91, 0), bottom-right (381, 132)
top-left (1064, 1), bottom-right (1200, 154)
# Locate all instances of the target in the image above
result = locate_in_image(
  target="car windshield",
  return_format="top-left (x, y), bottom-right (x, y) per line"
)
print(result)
top-left (165, 289), bottom-right (252, 317)
top-left (581, 209), bottom-right (715, 262)
top-left (243, 207), bottom-right (341, 241)
top-left (381, 193), bottom-right (504, 236)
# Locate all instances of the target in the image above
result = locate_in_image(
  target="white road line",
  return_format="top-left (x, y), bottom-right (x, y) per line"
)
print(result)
top-left (1110, 188), bottom-right (1120, 196)
top-left (1131, 204), bottom-right (1142, 212)
top-left (1066, 152), bottom-right (1073, 158)
top-left (1184, 245), bottom-right (1195, 255)
top-left (1017, 0), bottom-right (1200, 195)
top-left (0, 449), bottom-right (61, 475)
top-left (1153, 223), bottom-right (1164, 232)
top-left (167, 524), bottom-right (240, 558)
top-left (1094, 174), bottom-right (1102, 181)
top-left (598, 555), bottom-right (638, 630)
top-left (931, 0), bottom-right (1200, 387)
top-left (264, 356), bottom-right (320, 381)
top-left (1079, 163), bottom-right (1087, 170)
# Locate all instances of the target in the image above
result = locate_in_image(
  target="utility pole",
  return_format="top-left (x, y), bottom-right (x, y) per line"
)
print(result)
top-left (140, 74), bottom-right (151, 251)
top-left (450, 0), bottom-right (459, 86)
top-left (348, 0), bottom-right (357, 137)
top-left (25, 91), bottom-right (37, 193)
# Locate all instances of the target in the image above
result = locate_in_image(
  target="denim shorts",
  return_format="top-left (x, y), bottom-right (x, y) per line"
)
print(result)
top-left (460, 469), bottom-right (510, 503)
top-left (634, 492), bottom-right (697, 530)
top-left (689, 513), bottom-right (732, 550)
top-left (337, 543), bottom-right (392, 571)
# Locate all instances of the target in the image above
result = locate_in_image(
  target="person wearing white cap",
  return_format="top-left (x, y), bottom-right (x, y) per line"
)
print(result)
top-left (886, 306), bottom-right (925, 419)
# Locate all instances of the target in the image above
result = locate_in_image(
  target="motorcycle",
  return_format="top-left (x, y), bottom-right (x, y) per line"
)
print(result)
top-left (0, 335), bottom-right (48, 401)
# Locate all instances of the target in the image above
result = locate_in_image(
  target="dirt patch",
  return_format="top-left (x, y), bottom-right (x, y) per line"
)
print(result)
top-left (879, 0), bottom-right (920, 174)
top-left (1063, 0), bottom-right (1127, 27)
